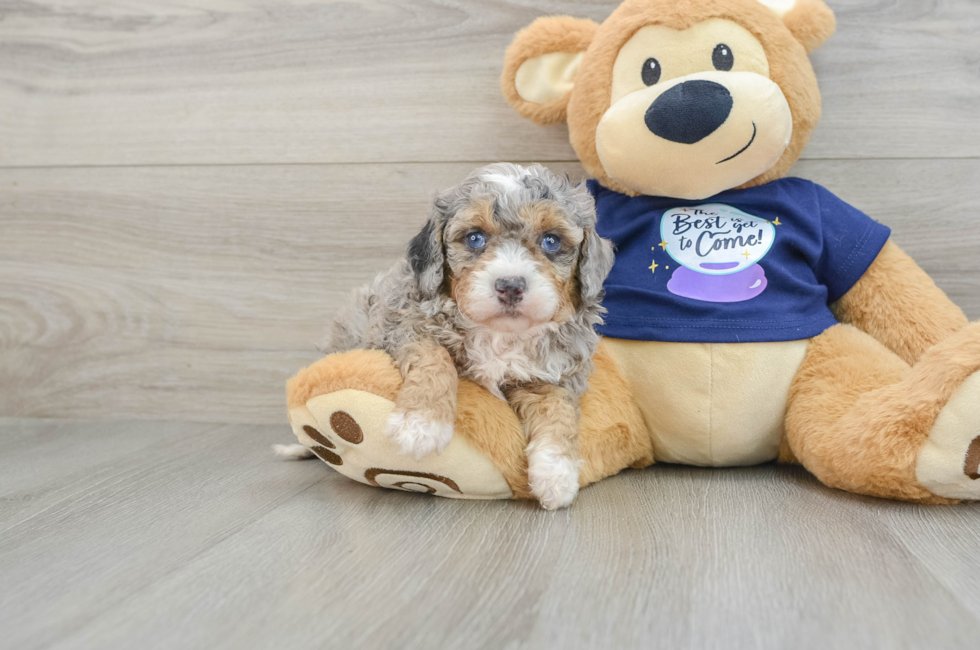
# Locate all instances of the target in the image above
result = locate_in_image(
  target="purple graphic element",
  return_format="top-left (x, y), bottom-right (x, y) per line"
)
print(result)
top-left (667, 264), bottom-right (768, 303)
top-left (700, 262), bottom-right (740, 271)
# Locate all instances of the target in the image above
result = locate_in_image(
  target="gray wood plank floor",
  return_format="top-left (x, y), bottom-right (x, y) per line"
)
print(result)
top-left (2, 417), bottom-right (979, 650)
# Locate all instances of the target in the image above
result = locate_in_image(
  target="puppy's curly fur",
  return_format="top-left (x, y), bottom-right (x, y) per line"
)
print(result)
top-left (322, 163), bottom-right (615, 509)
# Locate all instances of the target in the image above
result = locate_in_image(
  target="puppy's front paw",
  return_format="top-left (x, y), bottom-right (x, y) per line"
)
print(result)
top-left (527, 445), bottom-right (580, 510)
top-left (384, 410), bottom-right (454, 460)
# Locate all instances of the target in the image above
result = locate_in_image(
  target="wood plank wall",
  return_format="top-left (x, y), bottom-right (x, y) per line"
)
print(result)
top-left (1, 0), bottom-right (978, 424)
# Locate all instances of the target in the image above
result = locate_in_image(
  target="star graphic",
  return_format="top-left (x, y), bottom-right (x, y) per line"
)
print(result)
top-left (658, 240), bottom-right (669, 250)
top-left (649, 260), bottom-right (659, 274)
top-left (772, 217), bottom-right (782, 226)
top-left (742, 250), bottom-right (752, 259)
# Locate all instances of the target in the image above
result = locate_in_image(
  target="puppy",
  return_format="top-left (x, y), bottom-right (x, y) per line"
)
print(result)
top-left (321, 163), bottom-right (615, 509)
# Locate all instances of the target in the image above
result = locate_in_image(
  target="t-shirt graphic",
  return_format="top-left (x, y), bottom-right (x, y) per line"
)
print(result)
top-left (660, 204), bottom-right (774, 303)
top-left (588, 178), bottom-right (892, 344)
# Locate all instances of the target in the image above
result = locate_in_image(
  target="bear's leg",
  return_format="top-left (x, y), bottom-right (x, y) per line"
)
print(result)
top-left (784, 323), bottom-right (980, 503)
top-left (283, 343), bottom-right (653, 501)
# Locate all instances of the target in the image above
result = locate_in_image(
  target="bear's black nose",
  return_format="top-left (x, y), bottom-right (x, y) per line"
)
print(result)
top-left (645, 80), bottom-right (733, 144)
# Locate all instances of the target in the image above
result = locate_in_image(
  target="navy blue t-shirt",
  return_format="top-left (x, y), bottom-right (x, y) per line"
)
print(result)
top-left (589, 178), bottom-right (891, 343)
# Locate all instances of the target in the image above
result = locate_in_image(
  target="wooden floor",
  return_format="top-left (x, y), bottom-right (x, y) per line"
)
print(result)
top-left (2, 0), bottom-right (980, 648)
top-left (1, 417), bottom-right (978, 650)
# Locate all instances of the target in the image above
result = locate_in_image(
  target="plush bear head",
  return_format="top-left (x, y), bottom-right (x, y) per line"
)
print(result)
top-left (502, 0), bottom-right (836, 200)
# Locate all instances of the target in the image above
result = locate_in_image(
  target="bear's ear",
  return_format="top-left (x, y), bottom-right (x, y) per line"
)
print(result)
top-left (757, 0), bottom-right (836, 53)
top-left (501, 16), bottom-right (599, 126)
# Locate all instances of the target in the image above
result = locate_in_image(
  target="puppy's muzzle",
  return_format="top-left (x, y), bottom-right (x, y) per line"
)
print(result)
top-left (644, 80), bottom-right (733, 144)
top-left (494, 276), bottom-right (526, 307)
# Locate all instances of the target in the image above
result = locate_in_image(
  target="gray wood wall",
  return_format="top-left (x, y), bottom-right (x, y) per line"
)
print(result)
top-left (1, 0), bottom-right (978, 424)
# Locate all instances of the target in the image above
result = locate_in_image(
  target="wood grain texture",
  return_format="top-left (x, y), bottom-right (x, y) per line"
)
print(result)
top-left (0, 418), bottom-right (217, 528)
top-left (0, 418), bottom-right (329, 650)
top-left (2, 159), bottom-right (979, 424)
top-left (1, 417), bottom-right (978, 650)
top-left (0, 0), bottom-right (978, 167)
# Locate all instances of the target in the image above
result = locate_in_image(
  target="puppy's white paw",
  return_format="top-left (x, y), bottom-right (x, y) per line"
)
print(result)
top-left (527, 445), bottom-right (580, 510)
top-left (384, 410), bottom-right (454, 460)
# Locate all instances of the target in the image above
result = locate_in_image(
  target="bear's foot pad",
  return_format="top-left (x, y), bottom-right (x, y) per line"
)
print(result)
top-left (917, 371), bottom-right (980, 500)
top-left (288, 389), bottom-right (513, 500)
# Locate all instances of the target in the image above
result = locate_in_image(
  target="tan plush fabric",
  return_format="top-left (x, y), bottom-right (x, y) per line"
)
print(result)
top-left (287, 348), bottom-right (401, 408)
top-left (285, 342), bottom-right (653, 500)
top-left (607, 19), bottom-right (771, 102)
top-left (917, 371), bottom-right (980, 499)
top-left (501, 16), bottom-right (599, 126)
top-left (832, 241), bottom-right (969, 366)
top-left (502, 0), bottom-right (829, 197)
top-left (603, 338), bottom-right (808, 466)
top-left (781, 0), bottom-right (836, 53)
top-left (595, 18), bottom-right (793, 199)
top-left (785, 322), bottom-right (980, 503)
top-left (291, 389), bottom-right (514, 499)
top-left (578, 343), bottom-right (656, 481)
top-left (515, 51), bottom-right (585, 105)
top-left (754, 0), bottom-right (797, 16)
top-left (595, 68), bottom-right (793, 199)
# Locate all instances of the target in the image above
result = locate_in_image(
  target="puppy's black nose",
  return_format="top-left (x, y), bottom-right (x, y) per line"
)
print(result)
top-left (645, 80), bottom-right (733, 144)
top-left (495, 276), bottom-right (526, 306)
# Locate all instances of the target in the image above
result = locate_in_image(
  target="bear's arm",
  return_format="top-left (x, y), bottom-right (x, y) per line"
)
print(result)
top-left (831, 240), bottom-right (968, 366)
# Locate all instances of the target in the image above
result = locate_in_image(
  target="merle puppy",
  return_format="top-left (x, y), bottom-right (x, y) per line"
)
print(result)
top-left (322, 163), bottom-right (615, 509)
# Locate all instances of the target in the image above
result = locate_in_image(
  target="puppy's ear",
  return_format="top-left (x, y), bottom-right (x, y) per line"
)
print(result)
top-left (576, 227), bottom-right (615, 311)
top-left (501, 16), bottom-right (598, 126)
top-left (407, 198), bottom-right (449, 300)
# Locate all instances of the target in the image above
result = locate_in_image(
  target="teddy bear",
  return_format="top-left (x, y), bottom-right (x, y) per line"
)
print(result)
top-left (283, 0), bottom-right (980, 505)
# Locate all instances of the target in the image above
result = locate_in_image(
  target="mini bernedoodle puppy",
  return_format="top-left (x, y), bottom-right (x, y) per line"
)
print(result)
top-left (321, 163), bottom-right (615, 509)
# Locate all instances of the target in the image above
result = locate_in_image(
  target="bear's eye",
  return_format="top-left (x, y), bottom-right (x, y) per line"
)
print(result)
top-left (641, 57), bottom-right (661, 86)
top-left (712, 44), bottom-right (734, 71)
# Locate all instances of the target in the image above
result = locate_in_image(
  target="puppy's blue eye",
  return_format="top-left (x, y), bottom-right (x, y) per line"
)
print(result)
top-left (466, 232), bottom-right (486, 249)
top-left (541, 235), bottom-right (561, 253)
